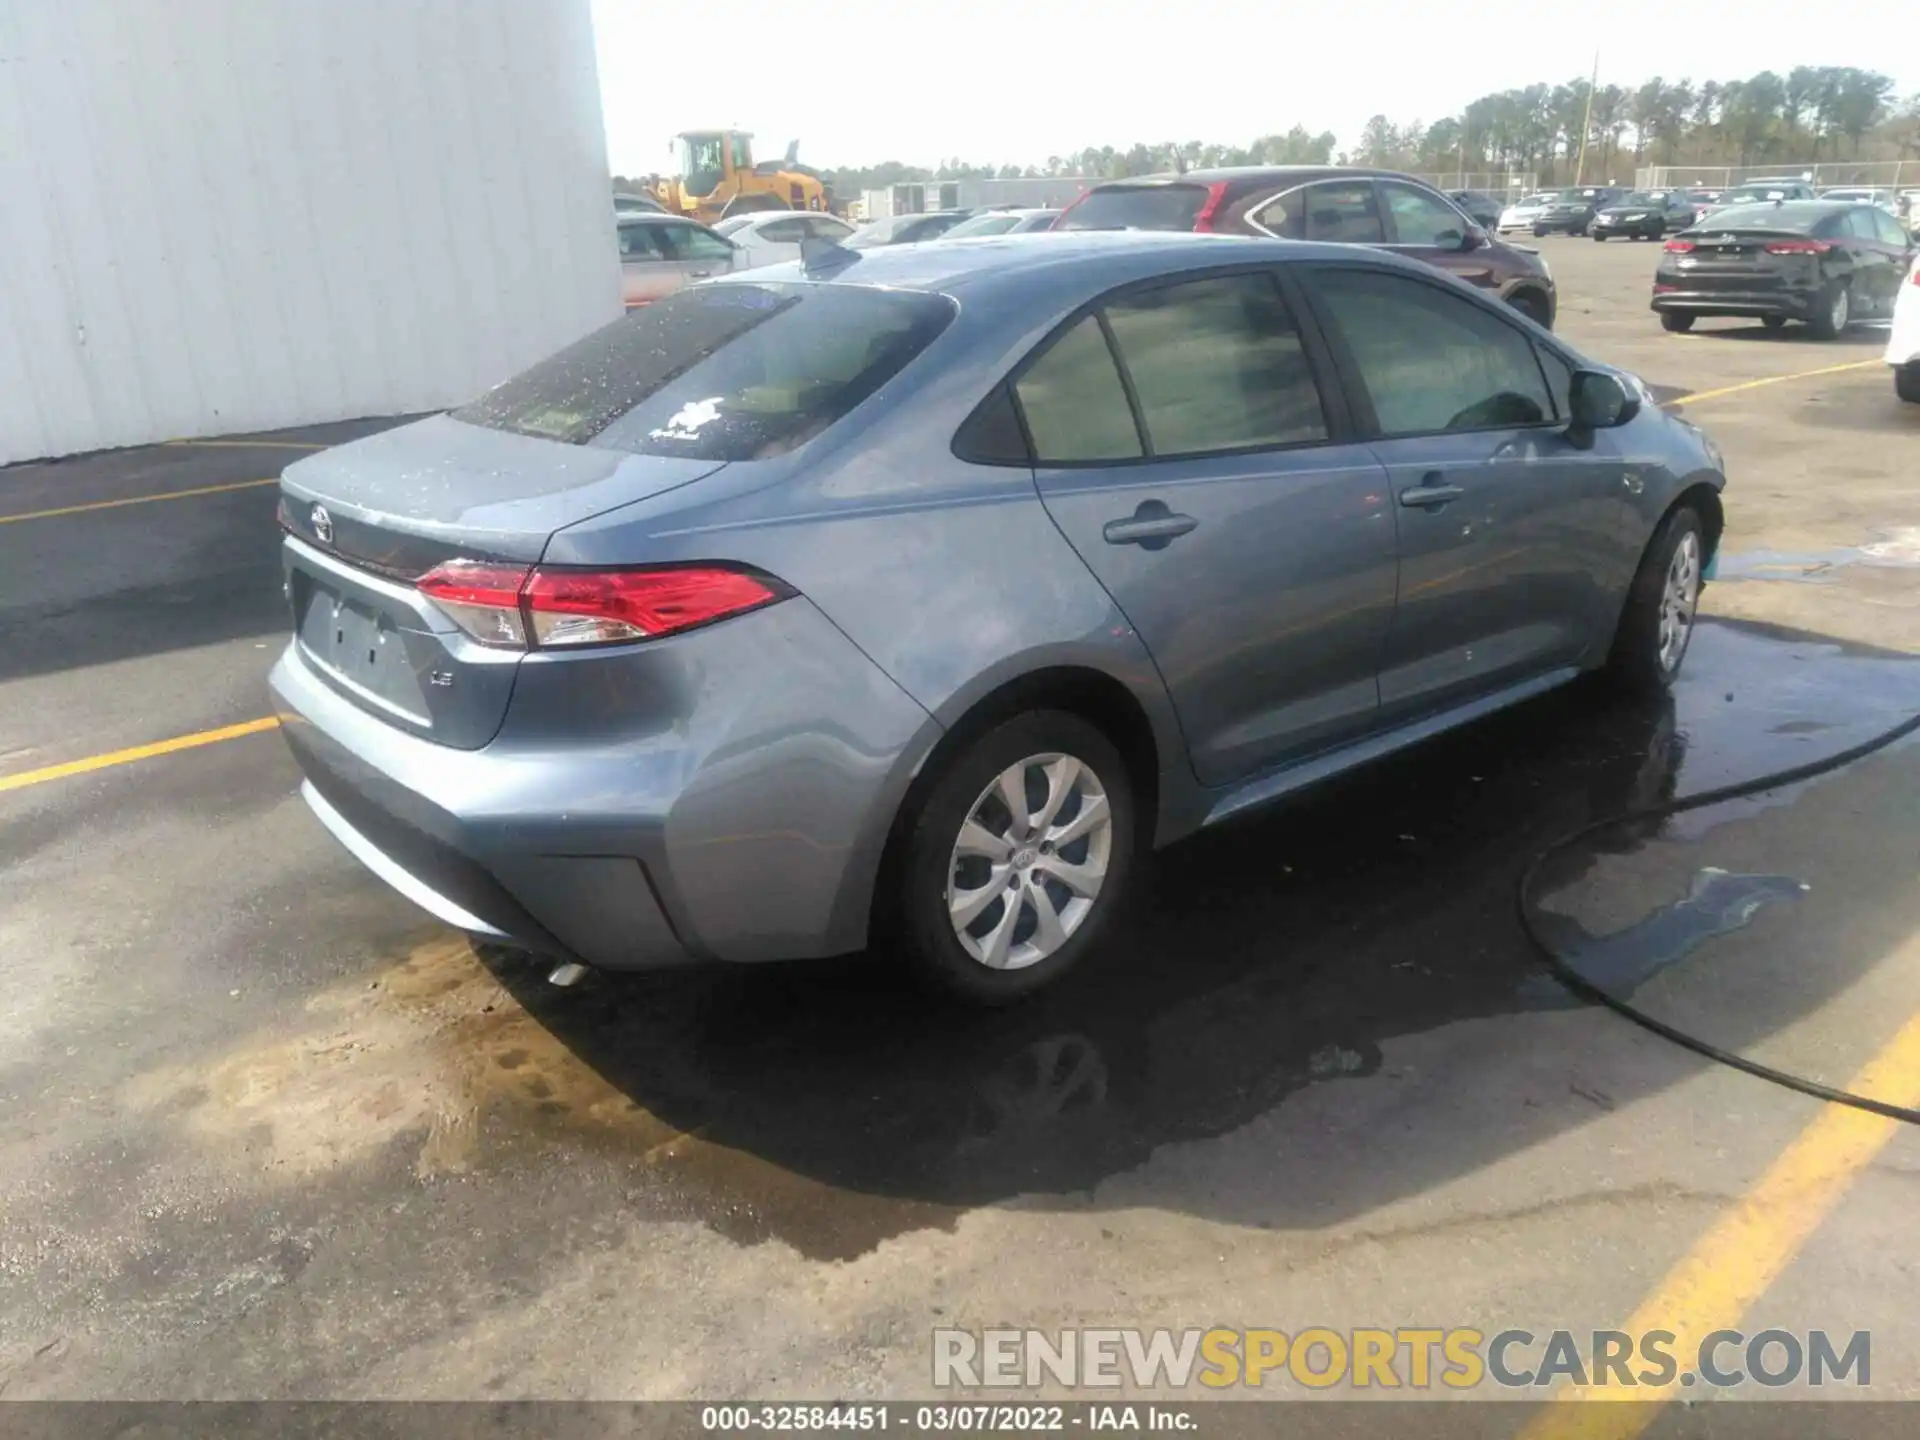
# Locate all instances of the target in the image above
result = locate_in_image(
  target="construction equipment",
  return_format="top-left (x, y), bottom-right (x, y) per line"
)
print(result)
top-left (655, 130), bottom-right (832, 225)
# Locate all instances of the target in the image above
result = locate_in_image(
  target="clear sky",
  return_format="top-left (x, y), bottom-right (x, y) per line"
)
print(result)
top-left (589, 0), bottom-right (1916, 174)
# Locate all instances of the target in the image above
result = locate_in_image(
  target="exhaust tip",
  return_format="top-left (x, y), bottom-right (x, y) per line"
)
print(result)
top-left (546, 961), bottom-right (590, 988)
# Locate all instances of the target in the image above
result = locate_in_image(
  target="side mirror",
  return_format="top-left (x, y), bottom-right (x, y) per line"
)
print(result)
top-left (1568, 370), bottom-right (1640, 433)
top-left (1460, 225), bottom-right (1488, 251)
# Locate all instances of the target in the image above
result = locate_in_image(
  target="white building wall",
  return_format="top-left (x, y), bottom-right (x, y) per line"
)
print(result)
top-left (0, 0), bottom-right (622, 466)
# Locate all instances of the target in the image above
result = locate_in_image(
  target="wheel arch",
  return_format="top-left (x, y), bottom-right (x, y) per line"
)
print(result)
top-left (860, 663), bottom-right (1176, 951)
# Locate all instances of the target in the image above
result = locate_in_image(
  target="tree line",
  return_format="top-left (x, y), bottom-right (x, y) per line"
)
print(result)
top-left (613, 67), bottom-right (1919, 199)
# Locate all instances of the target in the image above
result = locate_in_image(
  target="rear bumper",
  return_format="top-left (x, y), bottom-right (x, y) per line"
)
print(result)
top-left (270, 596), bottom-right (938, 971)
top-left (1650, 288), bottom-right (1811, 319)
top-left (1889, 300), bottom-right (1920, 366)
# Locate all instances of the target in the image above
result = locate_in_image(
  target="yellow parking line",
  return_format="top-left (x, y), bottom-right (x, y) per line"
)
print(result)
top-left (0, 477), bottom-right (277, 526)
top-left (163, 438), bottom-right (324, 451)
top-left (1661, 359), bottom-right (1882, 409)
top-left (1517, 998), bottom-right (1920, 1440)
top-left (0, 717), bottom-right (281, 794)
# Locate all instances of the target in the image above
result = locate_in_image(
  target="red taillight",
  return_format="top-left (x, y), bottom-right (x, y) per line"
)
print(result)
top-left (1763, 239), bottom-right (1831, 255)
top-left (1911, 263), bottom-right (1920, 287)
top-left (418, 561), bottom-right (535, 647)
top-left (521, 567), bottom-right (784, 648)
top-left (416, 561), bottom-right (787, 650)
top-left (1191, 182), bottom-right (1232, 233)
top-left (1663, 239), bottom-right (1695, 252)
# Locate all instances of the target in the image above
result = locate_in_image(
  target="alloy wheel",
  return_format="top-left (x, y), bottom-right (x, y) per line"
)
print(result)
top-left (946, 752), bottom-right (1113, 970)
top-left (1658, 531), bottom-right (1701, 673)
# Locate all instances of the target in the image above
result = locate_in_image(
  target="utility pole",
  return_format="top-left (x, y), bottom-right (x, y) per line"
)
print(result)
top-left (1574, 50), bottom-right (1599, 185)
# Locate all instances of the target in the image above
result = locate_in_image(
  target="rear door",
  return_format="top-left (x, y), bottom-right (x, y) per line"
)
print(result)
top-left (1299, 263), bottom-right (1639, 718)
top-left (658, 221), bottom-right (737, 286)
top-left (1377, 178), bottom-right (1498, 290)
top-left (1020, 269), bottom-right (1398, 786)
top-left (617, 222), bottom-right (680, 307)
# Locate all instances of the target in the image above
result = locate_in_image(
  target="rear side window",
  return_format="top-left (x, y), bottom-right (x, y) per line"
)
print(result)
top-left (1873, 211), bottom-right (1910, 247)
top-left (454, 283), bottom-right (954, 460)
top-left (1102, 274), bottom-right (1327, 454)
top-left (1056, 185), bottom-right (1208, 231)
top-left (1300, 183), bottom-right (1386, 243)
top-left (1842, 210), bottom-right (1878, 241)
top-left (1313, 268), bottom-right (1553, 436)
top-left (758, 217), bottom-right (808, 242)
top-left (618, 224), bottom-right (668, 259)
top-left (1014, 316), bottom-right (1143, 462)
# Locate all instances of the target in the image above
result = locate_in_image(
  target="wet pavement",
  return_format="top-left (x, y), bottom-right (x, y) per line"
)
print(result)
top-left (3, 239), bottom-right (1920, 1404)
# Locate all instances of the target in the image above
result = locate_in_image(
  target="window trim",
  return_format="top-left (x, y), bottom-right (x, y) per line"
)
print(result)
top-left (953, 262), bottom-right (1357, 470)
top-left (1245, 179), bottom-right (1392, 246)
top-left (1294, 261), bottom-right (1572, 441)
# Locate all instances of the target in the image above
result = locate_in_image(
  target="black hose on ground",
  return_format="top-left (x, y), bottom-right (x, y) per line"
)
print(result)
top-left (1519, 706), bottom-right (1920, 1126)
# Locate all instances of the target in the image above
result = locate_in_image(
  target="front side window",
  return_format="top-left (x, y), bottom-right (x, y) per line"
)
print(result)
top-left (1300, 183), bottom-right (1386, 244)
top-left (1873, 211), bottom-right (1910, 247)
top-left (1312, 268), bottom-right (1552, 436)
top-left (454, 283), bottom-right (954, 461)
top-left (1380, 181), bottom-right (1467, 247)
top-left (1014, 316), bottom-right (1143, 463)
top-left (1102, 274), bottom-right (1328, 455)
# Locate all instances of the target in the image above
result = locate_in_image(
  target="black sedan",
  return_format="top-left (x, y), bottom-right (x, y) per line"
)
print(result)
top-left (1591, 190), bottom-right (1697, 241)
top-left (1532, 186), bottom-right (1622, 236)
top-left (1652, 200), bottom-right (1915, 338)
top-left (1448, 190), bottom-right (1504, 230)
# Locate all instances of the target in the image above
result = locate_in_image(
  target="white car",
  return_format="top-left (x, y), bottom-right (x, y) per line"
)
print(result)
top-left (1497, 193), bottom-right (1558, 233)
top-left (712, 211), bottom-right (857, 269)
top-left (1890, 253), bottom-right (1920, 404)
top-left (1819, 186), bottom-right (1899, 215)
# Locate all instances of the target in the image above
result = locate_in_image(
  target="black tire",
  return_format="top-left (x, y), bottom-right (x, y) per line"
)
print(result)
top-left (1606, 506), bottom-right (1706, 694)
top-left (1649, 222), bottom-right (1664, 241)
top-left (891, 710), bottom-right (1137, 1004)
top-left (1660, 311), bottom-right (1695, 333)
top-left (1762, 315), bottom-right (1788, 331)
top-left (1897, 363), bottom-right (1920, 405)
top-left (1806, 281), bottom-right (1850, 341)
top-left (1592, 232), bottom-right (1607, 242)
top-left (1508, 290), bottom-right (1550, 329)
top-left (1533, 226), bottom-right (1547, 238)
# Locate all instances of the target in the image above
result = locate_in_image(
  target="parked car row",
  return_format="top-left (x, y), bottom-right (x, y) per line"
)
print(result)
top-left (621, 169), bottom-right (1562, 329)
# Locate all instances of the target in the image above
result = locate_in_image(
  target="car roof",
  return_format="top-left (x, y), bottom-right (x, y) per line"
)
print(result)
top-left (1092, 165), bottom-right (1409, 187)
top-left (619, 213), bottom-right (705, 227)
top-left (711, 229), bottom-right (1437, 298)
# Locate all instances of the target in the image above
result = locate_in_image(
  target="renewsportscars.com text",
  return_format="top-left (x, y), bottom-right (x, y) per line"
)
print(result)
top-left (933, 1327), bottom-right (1870, 1391)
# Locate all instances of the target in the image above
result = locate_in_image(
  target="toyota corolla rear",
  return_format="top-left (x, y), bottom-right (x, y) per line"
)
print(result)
top-left (269, 281), bottom-right (954, 971)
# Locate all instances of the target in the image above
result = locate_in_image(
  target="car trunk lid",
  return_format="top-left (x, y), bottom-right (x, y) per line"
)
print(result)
top-left (278, 415), bottom-right (725, 748)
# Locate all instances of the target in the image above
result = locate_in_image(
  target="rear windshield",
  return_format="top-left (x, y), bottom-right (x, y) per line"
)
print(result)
top-left (453, 283), bottom-right (955, 461)
top-left (1055, 184), bottom-right (1208, 231)
top-left (1695, 203), bottom-right (1827, 232)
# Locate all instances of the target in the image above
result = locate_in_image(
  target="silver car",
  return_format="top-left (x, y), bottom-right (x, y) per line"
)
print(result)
top-left (271, 234), bottom-right (1728, 1002)
top-left (617, 214), bottom-right (739, 307)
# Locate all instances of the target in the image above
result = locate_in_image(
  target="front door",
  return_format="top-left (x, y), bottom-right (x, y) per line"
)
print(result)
top-left (1301, 263), bottom-right (1635, 718)
top-left (1377, 178), bottom-right (1500, 292)
top-left (1018, 271), bottom-right (1398, 787)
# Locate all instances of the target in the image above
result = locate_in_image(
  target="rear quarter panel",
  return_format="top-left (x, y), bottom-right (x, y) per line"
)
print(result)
top-left (546, 283), bottom-right (1202, 842)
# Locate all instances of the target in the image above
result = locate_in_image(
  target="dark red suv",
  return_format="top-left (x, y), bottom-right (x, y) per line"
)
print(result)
top-left (1054, 166), bottom-right (1558, 329)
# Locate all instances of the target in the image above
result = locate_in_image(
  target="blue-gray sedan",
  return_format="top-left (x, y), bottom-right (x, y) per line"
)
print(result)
top-left (270, 232), bottom-right (1727, 1001)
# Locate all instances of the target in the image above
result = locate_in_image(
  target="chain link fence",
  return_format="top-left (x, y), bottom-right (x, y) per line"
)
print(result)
top-left (1635, 161), bottom-right (1917, 192)
top-left (1412, 172), bottom-right (1539, 200)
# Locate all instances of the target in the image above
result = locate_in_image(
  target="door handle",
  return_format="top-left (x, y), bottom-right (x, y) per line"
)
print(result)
top-left (1399, 475), bottom-right (1464, 510)
top-left (1103, 501), bottom-right (1198, 549)
top-left (689, 269), bottom-right (713, 278)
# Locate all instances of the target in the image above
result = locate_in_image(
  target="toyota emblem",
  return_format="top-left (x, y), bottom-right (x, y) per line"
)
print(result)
top-left (310, 504), bottom-right (333, 545)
